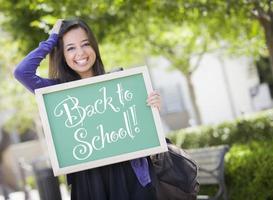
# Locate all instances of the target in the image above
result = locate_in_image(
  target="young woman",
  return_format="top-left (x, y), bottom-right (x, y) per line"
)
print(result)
top-left (14, 19), bottom-right (161, 200)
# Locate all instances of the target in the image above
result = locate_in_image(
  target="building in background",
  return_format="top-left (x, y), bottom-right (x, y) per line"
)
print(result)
top-left (147, 51), bottom-right (273, 132)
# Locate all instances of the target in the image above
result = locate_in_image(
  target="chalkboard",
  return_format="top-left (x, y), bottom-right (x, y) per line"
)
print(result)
top-left (35, 66), bottom-right (168, 176)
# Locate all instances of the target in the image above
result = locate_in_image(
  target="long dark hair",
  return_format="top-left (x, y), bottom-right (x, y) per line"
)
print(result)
top-left (49, 19), bottom-right (105, 83)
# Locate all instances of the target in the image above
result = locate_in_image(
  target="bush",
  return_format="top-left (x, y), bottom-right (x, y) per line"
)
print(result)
top-left (168, 109), bottom-right (273, 148)
top-left (225, 141), bottom-right (273, 200)
top-left (168, 109), bottom-right (273, 200)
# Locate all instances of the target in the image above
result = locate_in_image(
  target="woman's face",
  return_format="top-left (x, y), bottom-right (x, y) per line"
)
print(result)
top-left (63, 27), bottom-right (96, 78)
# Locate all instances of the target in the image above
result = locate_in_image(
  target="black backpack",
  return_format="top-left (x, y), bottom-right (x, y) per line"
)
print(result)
top-left (151, 139), bottom-right (199, 200)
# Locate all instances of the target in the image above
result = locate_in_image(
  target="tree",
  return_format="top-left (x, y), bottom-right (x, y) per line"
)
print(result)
top-left (141, 18), bottom-right (216, 125)
top-left (182, 0), bottom-right (267, 75)
top-left (230, 0), bottom-right (273, 78)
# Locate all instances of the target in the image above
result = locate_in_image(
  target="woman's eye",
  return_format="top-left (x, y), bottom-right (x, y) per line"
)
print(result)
top-left (67, 47), bottom-right (75, 51)
top-left (83, 43), bottom-right (90, 47)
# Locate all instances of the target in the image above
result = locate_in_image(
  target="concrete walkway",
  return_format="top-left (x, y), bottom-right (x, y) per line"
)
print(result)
top-left (0, 184), bottom-right (70, 200)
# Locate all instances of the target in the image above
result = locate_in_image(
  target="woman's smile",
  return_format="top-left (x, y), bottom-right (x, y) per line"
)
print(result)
top-left (75, 58), bottom-right (89, 66)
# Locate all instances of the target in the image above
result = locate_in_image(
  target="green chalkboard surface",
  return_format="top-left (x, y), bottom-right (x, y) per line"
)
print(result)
top-left (35, 66), bottom-right (167, 176)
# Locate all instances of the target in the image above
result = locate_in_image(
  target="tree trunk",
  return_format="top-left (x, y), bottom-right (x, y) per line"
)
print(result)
top-left (185, 74), bottom-right (202, 125)
top-left (259, 15), bottom-right (273, 78)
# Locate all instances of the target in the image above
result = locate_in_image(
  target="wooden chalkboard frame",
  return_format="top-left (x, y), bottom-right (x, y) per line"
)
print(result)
top-left (35, 66), bottom-right (168, 176)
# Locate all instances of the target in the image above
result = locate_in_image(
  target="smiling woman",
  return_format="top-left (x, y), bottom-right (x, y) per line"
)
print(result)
top-left (14, 18), bottom-right (162, 200)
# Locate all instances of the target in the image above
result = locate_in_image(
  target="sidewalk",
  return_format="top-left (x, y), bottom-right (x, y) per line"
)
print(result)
top-left (0, 184), bottom-right (70, 200)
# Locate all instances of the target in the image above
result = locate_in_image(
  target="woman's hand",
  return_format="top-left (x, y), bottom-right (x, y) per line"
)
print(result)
top-left (49, 19), bottom-right (63, 35)
top-left (147, 91), bottom-right (161, 111)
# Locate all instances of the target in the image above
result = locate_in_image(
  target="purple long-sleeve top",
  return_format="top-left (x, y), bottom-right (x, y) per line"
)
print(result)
top-left (14, 34), bottom-right (151, 187)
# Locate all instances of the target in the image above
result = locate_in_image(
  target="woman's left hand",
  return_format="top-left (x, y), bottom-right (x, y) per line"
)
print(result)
top-left (147, 91), bottom-right (161, 111)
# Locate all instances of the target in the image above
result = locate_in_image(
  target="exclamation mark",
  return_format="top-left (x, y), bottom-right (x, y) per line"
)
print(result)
top-left (124, 111), bottom-right (134, 138)
top-left (130, 105), bottom-right (140, 133)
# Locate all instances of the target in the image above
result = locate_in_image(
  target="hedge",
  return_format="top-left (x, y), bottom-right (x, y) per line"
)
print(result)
top-left (168, 109), bottom-right (273, 148)
top-left (225, 141), bottom-right (273, 200)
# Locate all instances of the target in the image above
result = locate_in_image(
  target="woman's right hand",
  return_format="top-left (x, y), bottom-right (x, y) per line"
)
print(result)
top-left (49, 19), bottom-right (63, 35)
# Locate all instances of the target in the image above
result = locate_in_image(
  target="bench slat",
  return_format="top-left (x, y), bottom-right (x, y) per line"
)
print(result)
top-left (198, 176), bottom-right (218, 184)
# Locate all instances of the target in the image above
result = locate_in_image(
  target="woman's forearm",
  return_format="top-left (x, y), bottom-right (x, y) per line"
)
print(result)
top-left (14, 34), bottom-right (59, 93)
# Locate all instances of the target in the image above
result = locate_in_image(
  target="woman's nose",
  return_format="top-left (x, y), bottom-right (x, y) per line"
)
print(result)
top-left (76, 47), bottom-right (85, 57)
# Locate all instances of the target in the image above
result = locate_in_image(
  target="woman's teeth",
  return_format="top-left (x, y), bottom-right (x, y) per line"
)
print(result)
top-left (75, 58), bottom-right (88, 65)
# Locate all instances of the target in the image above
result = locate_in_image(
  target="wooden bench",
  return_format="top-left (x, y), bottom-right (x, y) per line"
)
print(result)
top-left (186, 145), bottom-right (229, 200)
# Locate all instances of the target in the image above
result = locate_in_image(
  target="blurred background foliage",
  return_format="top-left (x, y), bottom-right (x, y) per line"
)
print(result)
top-left (225, 141), bottom-right (273, 200)
top-left (0, 0), bottom-right (270, 133)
